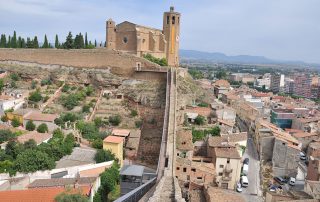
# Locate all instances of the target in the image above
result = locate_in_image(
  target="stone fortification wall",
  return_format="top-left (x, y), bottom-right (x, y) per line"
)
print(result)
top-left (0, 48), bottom-right (159, 77)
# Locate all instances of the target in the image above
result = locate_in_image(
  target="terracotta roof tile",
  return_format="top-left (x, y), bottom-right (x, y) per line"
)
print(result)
top-left (214, 147), bottom-right (241, 159)
top-left (17, 131), bottom-right (52, 145)
top-left (103, 135), bottom-right (124, 143)
top-left (24, 112), bottom-right (58, 122)
top-left (0, 186), bottom-right (90, 202)
top-left (206, 187), bottom-right (245, 202)
top-left (112, 129), bottom-right (131, 137)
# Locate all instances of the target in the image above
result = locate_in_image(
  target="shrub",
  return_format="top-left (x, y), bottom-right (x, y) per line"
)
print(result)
top-left (26, 120), bottom-right (36, 131)
top-left (135, 120), bottom-right (142, 128)
top-left (61, 84), bottom-right (70, 92)
top-left (40, 78), bottom-right (52, 86)
top-left (130, 109), bottom-right (138, 117)
top-left (31, 80), bottom-right (37, 89)
top-left (82, 104), bottom-right (90, 113)
top-left (194, 115), bottom-right (206, 125)
top-left (11, 118), bottom-right (20, 128)
top-left (94, 149), bottom-right (117, 163)
top-left (1, 115), bottom-right (8, 122)
top-left (143, 54), bottom-right (168, 66)
top-left (92, 139), bottom-right (103, 149)
top-left (108, 115), bottom-right (121, 126)
top-left (10, 73), bottom-right (20, 81)
top-left (37, 123), bottom-right (48, 133)
top-left (29, 90), bottom-right (42, 103)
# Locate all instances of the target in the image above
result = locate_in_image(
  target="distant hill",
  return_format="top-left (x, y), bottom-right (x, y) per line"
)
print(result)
top-left (179, 49), bottom-right (308, 65)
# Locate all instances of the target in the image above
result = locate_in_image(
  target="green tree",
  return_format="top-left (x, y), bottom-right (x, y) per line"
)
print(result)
top-left (55, 34), bottom-right (60, 48)
top-left (23, 139), bottom-right (37, 150)
top-left (26, 120), bottom-right (36, 131)
top-left (92, 139), bottom-right (103, 149)
top-left (5, 140), bottom-right (24, 159)
top-left (26, 37), bottom-right (33, 48)
top-left (37, 123), bottom-right (48, 133)
top-left (17, 36), bottom-right (22, 48)
top-left (0, 130), bottom-right (16, 143)
top-left (0, 79), bottom-right (4, 92)
top-left (55, 192), bottom-right (88, 202)
top-left (42, 34), bottom-right (49, 48)
top-left (95, 149), bottom-right (116, 163)
top-left (33, 36), bottom-right (39, 48)
top-left (21, 38), bottom-right (26, 48)
top-left (94, 117), bottom-right (103, 128)
top-left (0, 34), bottom-right (6, 48)
top-left (108, 115), bottom-right (121, 126)
top-left (11, 31), bottom-right (17, 48)
top-left (74, 33), bottom-right (84, 49)
top-left (85, 32), bottom-right (88, 48)
top-left (15, 149), bottom-right (55, 173)
top-left (94, 39), bottom-right (97, 47)
top-left (29, 90), bottom-right (42, 102)
top-left (98, 162), bottom-right (120, 201)
top-left (194, 115), bottom-right (206, 125)
top-left (64, 32), bottom-right (74, 49)
top-left (7, 35), bottom-right (11, 48)
top-left (11, 117), bottom-right (21, 127)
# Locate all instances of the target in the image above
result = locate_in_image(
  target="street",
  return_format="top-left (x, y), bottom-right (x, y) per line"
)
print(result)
top-left (236, 117), bottom-right (263, 202)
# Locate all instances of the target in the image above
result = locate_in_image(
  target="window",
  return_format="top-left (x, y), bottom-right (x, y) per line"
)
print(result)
top-left (167, 16), bottom-right (170, 24)
top-left (227, 158), bottom-right (230, 163)
top-left (176, 167), bottom-right (180, 170)
top-left (178, 17), bottom-right (180, 24)
top-left (191, 168), bottom-right (196, 172)
top-left (218, 172), bottom-right (223, 176)
top-left (197, 177), bottom-right (202, 180)
top-left (183, 168), bottom-right (187, 172)
top-left (172, 16), bottom-right (175, 24)
top-left (123, 37), bottom-right (128, 43)
top-left (219, 165), bottom-right (224, 168)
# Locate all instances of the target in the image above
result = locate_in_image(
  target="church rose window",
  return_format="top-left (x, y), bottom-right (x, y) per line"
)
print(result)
top-left (123, 37), bottom-right (128, 43)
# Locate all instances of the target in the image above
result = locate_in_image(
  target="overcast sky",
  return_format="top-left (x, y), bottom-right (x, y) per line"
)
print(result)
top-left (0, 0), bottom-right (319, 63)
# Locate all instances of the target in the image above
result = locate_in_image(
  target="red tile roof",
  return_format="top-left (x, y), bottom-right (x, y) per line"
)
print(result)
top-left (0, 186), bottom-right (90, 202)
top-left (103, 135), bottom-right (124, 144)
top-left (24, 112), bottom-right (58, 122)
top-left (17, 131), bottom-right (52, 145)
top-left (112, 129), bottom-right (131, 137)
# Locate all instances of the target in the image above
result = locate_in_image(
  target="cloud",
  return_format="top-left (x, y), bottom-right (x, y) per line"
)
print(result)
top-left (0, 0), bottom-right (319, 63)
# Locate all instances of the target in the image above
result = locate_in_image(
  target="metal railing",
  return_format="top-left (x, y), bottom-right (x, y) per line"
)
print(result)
top-left (114, 177), bottom-right (157, 202)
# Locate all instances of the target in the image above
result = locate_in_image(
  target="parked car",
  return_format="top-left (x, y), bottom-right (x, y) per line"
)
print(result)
top-left (274, 177), bottom-right (286, 185)
top-left (242, 164), bottom-right (249, 175)
top-left (243, 158), bottom-right (249, 165)
top-left (289, 177), bottom-right (296, 186)
top-left (240, 176), bottom-right (249, 187)
top-left (236, 182), bottom-right (242, 192)
top-left (269, 184), bottom-right (282, 192)
top-left (300, 152), bottom-right (307, 160)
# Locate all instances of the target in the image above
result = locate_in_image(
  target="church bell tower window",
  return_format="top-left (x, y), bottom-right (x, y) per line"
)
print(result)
top-left (172, 16), bottom-right (175, 24)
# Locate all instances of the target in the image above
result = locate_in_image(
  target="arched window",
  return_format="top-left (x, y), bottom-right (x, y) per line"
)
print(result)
top-left (123, 37), bottom-right (128, 43)
top-left (172, 16), bottom-right (175, 24)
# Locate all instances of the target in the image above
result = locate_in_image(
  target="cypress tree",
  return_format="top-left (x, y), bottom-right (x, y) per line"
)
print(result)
top-left (33, 36), bottom-right (39, 48)
top-left (0, 34), bottom-right (6, 48)
top-left (55, 34), bottom-right (59, 48)
top-left (26, 37), bottom-right (33, 48)
top-left (21, 38), bottom-right (26, 48)
top-left (11, 31), bottom-right (17, 48)
top-left (7, 36), bottom-right (11, 48)
top-left (79, 33), bottom-right (84, 49)
top-left (42, 34), bottom-right (49, 48)
top-left (85, 32), bottom-right (88, 48)
top-left (17, 36), bottom-right (22, 48)
top-left (94, 39), bottom-right (97, 47)
top-left (64, 32), bottom-right (73, 49)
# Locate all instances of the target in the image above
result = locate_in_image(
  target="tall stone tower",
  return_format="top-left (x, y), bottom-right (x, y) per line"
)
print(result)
top-left (163, 7), bottom-right (180, 67)
top-left (106, 19), bottom-right (116, 50)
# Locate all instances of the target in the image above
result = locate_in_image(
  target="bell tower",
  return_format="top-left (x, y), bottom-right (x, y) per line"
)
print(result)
top-left (106, 19), bottom-right (116, 50)
top-left (163, 6), bottom-right (180, 67)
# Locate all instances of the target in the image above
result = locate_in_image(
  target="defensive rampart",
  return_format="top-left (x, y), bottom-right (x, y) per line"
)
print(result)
top-left (0, 48), bottom-right (159, 77)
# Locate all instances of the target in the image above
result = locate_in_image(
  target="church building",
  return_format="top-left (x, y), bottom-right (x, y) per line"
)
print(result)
top-left (106, 7), bottom-right (180, 67)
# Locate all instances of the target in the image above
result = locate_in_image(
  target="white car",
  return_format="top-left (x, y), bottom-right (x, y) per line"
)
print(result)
top-left (289, 177), bottom-right (296, 186)
top-left (300, 152), bottom-right (307, 160)
top-left (242, 164), bottom-right (249, 175)
top-left (236, 182), bottom-right (242, 192)
top-left (240, 176), bottom-right (249, 187)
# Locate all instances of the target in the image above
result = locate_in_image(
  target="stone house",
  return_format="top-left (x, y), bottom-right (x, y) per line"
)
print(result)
top-left (304, 180), bottom-right (320, 200)
top-left (306, 157), bottom-right (320, 181)
top-left (23, 111), bottom-right (58, 132)
top-left (175, 157), bottom-right (215, 185)
top-left (255, 119), bottom-right (301, 177)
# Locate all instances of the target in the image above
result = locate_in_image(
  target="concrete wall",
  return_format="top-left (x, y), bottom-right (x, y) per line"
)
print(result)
top-left (0, 49), bottom-right (159, 78)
